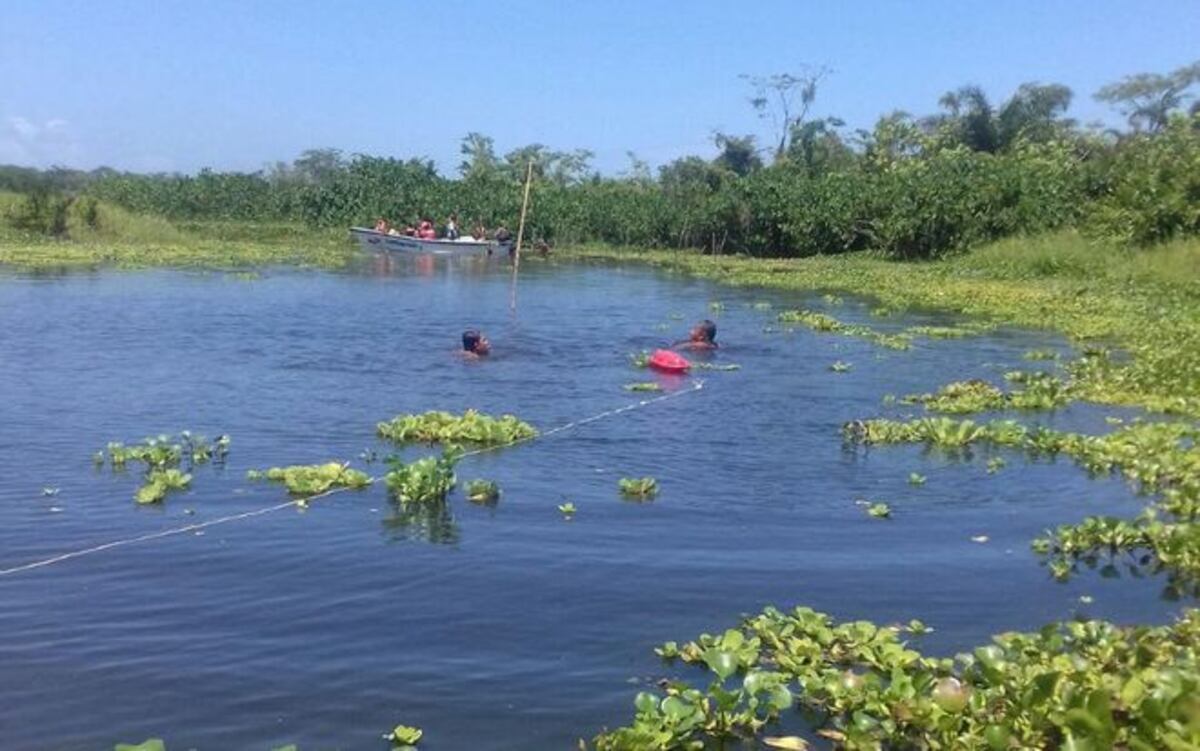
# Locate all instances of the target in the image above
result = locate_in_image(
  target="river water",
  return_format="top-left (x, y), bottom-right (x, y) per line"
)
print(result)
top-left (0, 257), bottom-right (1183, 749)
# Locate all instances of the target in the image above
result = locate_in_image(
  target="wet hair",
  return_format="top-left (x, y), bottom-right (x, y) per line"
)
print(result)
top-left (698, 319), bottom-right (717, 342)
top-left (462, 329), bottom-right (482, 352)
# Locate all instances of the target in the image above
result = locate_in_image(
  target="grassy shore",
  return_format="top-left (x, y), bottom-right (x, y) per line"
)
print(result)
top-left (0, 192), bottom-right (354, 269)
top-left (560, 232), bottom-right (1200, 418)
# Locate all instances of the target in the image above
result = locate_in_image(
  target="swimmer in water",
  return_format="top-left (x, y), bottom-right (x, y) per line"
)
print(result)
top-left (462, 329), bottom-right (491, 357)
top-left (674, 319), bottom-right (718, 351)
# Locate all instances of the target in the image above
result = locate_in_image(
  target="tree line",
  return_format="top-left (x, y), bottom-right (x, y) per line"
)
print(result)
top-left (3, 60), bottom-right (1198, 258)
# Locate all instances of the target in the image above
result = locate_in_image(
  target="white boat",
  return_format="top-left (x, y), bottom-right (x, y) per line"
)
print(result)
top-left (350, 227), bottom-right (496, 255)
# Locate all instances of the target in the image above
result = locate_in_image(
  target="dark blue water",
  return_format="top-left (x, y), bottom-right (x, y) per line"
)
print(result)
top-left (0, 257), bottom-right (1183, 750)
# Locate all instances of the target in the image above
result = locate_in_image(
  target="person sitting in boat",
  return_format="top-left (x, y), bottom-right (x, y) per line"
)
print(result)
top-left (675, 319), bottom-right (718, 351)
top-left (403, 223), bottom-right (417, 237)
top-left (472, 221), bottom-right (487, 241)
top-left (418, 219), bottom-right (437, 240)
top-left (461, 329), bottom-right (490, 357)
top-left (374, 218), bottom-right (390, 233)
top-left (494, 225), bottom-right (514, 257)
top-left (445, 213), bottom-right (460, 240)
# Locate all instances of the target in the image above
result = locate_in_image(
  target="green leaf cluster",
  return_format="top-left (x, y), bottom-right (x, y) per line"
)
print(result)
top-left (618, 477), bottom-right (659, 500)
top-left (384, 449), bottom-right (460, 505)
top-left (249, 462), bottom-right (371, 496)
top-left (376, 410), bottom-right (536, 446)
top-left (592, 606), bottom-right (1200, 750)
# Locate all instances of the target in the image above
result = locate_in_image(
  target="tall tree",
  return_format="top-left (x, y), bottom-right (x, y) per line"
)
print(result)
top-left (996, 83), bottom-right (1075, 147)
top-left (459, 132), bottom-right (499, 179)
top-left (787, 117), bottom-right (854, 175)
top-left (1095, 60), bottom-right (1200, 132)
top-left (741, 66), bottom-right (830, 161)
top-left (935, 86), bottom-right (1000, 152)
top-left (291, 148), bottom-right (346, 185)
top-left (712, 133), bottom-right (762, 176)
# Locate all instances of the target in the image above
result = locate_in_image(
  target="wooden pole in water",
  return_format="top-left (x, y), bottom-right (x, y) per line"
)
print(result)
top-left (510, 159), bottom-right (534, 311)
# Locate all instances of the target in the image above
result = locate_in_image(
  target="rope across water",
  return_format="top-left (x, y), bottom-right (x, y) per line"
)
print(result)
top-left (0, 381), bottom-right (704, 579)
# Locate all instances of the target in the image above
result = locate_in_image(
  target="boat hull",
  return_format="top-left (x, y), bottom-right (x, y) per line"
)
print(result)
top-left (350, 227), bottom-right (495, 255)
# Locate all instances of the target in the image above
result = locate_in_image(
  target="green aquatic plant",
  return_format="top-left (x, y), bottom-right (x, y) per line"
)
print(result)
top-left (629, 350), bottom-right (652, 368)
top-left (384, 449), bottom-right (460, 505)
top-left (101, 432), bottom-right (229, 470)
top-left (903, 375), bottom-right (1071, 414)
top-left (376, 410), bottom-right (536, 446)
top-left (849, 416), bottom-right (1200, 585)
top-left (1024, 348), bottom-right (1059, 360)
top-left (619, 477), bottom-right (659, 499)
top-left (908, 472), bottom-right (927, 486)
top-left (692, 362), bottom-right (741, 371)
top-left (829, 360), bottom-right (852, 373)
top-left (384, 724), bottom-right (423, 749)
top-left (596, 628), bottom-right (789, 751)
top-left (986, 457), bottom-right (1007, 474)
top-left (249, 462), bottom-right (371, 496)
top-left (591, 605), bottom-right (1200, 751)
top-left (464, 479), bottom-right (500, 504)
top-left (135, 469), bottom-right (191, 504)
top-left (778, 308), bottom-right (912, 350)
top-left (822, 293), bottom-right (843, 305)
top-left (558, 502), bottom-right (577, 517)
top-left (623, 382), bottom-right (662, 392)
top-left (865, 502), bottom-right (891, 518)
top-left (904, 322), bottom-right (996, 339)
top-left (114, 741), bottom-right (165, 751)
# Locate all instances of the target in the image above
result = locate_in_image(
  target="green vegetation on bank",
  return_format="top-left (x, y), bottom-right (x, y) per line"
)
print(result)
top-left (590, 606), bottom-right (1200, 750)
top-left (4, 62), bottom-right (1199, 262)
top-left (0, 191), bottom-right (353, 269)
top-left (563, 231), bottom-right (1200, 418)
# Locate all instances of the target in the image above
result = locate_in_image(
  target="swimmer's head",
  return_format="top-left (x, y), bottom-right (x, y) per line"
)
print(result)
top-left (462, 329), bottom-right (490, 355)
top-left (691, 319), bottom-right (717, 343)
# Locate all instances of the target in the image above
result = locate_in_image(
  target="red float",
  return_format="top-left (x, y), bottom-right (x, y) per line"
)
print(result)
top-left (648, 349), bottom-right (691, 373)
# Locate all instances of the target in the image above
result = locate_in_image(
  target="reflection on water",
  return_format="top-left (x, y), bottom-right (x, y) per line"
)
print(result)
top-left (381, 500), bottom-right (461, 545)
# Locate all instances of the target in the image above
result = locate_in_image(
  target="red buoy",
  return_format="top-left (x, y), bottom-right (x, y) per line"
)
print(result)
top-left (648, 349), bottom-right (691, 373)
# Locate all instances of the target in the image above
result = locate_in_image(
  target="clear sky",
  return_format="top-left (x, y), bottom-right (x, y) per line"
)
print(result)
top-left (2, 0), bottom-right (1197, 175)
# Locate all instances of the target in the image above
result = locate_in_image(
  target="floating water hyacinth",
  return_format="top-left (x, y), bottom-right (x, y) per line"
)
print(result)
top-left (593, 605), bottom-right (1200, 751)
top-left (865, 502), bottom-right (891, 518)
top-left (830, 360), bottom-right (852, 373)
top-left (623, 382), bottom-right (662, 392)
top-left (100, 432), bottom-right (229, 470)
top-left (376, 410), bottom-right (536, 446)
top-left (248, 462), bottom-right (371, 496)
top-left (464, 479), bottom-right (500, 504)
top-left (777, 309), bottom-right (911, 350)
top-left (135, 469), bottom-right (191, 504)
top-left (384, 449), bottom-right (460, 505)
top-left (384, 724), bottom-right (423, 749)
top-left (618, 476), bottom-right (659, 499)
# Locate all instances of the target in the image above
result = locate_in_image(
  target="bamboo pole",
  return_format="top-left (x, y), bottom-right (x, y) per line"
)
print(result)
top-left (510, 159), bottom-right (534, 311)
top-left (514, 160), bottom-right (534, 263)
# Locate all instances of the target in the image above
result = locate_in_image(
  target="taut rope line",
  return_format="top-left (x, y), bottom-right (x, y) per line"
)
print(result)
top-left (0, 381), bottom-right (704, 579)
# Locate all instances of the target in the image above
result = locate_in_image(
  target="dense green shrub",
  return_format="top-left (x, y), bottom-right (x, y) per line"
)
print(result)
top-left (1084, 115), bottom-right (1200, 244)
top-left (6, 114), bottom-right (1196, 258)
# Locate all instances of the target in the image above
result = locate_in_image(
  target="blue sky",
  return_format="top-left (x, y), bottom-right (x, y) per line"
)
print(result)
top-left (2, 0), bottom-right (1197, 175)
